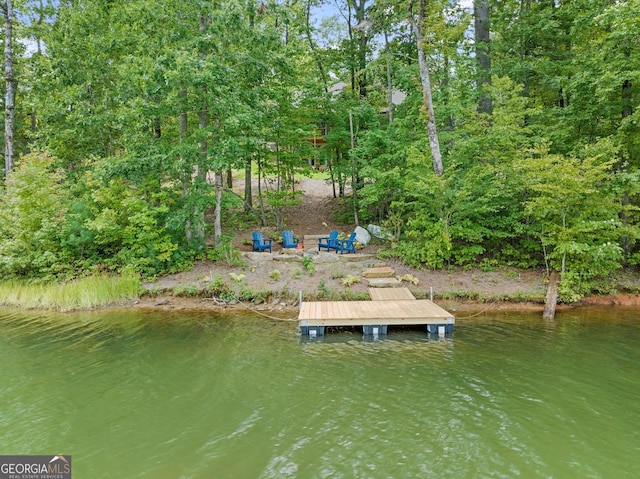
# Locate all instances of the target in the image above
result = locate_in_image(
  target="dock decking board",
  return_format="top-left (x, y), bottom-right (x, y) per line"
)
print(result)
top-left (368, 287), bottom-right (416, 301)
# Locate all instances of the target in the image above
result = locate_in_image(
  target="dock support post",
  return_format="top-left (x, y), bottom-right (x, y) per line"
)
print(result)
top-left (362, 325), bottom-right (388, 336)
top-left (300, 322), bottom-right (325, 337)
top-left (301, 326), bottom-right (325, 337)
top-left (427, 318), bottom-right (454, 336)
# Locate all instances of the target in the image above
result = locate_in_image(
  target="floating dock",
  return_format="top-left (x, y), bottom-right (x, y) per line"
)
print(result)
top-left (299, 288), bottom-right (454, 337)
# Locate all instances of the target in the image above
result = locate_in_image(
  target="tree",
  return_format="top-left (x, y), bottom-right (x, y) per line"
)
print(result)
top-left (474, 0), bottom-right (491, 115)
top-left (517, 143), bottom-right (623, 303)
top-left (408, 0), bottom-right (443, 175)
top-left (1, 0), bottom-right (16, 179)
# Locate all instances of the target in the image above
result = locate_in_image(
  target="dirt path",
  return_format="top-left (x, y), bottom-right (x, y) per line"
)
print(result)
top-left (233, 177), bottom-right (348, 238)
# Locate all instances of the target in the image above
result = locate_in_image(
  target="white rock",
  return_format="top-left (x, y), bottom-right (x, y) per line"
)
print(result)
top-left (354, 225), bottom-right (371, 245)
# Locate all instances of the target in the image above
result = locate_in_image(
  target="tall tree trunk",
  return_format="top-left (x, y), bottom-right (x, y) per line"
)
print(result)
top-left (384, 30), bottom-right (393, 124)
top-left (214, 169), bottom-right (223, 243)
top-left (408, 0), bottom-right (444, 175)
top-left (474, 0), bottom-right (492, 115)
top-left (257, 158), bottom-right (266, 226)
top-left (244, 158), bottom-right (252, 211)
top-left (349, 110), bottom-right (359, 226)
top-left (225, 169), bottom-right (232, 189)
top-left (2, 0), bottom-right (16, 179)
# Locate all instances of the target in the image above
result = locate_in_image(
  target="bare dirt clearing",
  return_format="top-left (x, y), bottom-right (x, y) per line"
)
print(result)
top-left (139, 179), bottom-right (640, 314)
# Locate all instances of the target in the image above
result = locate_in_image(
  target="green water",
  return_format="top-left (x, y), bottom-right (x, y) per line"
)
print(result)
top-left (0, 308), bottom-right (639, 478)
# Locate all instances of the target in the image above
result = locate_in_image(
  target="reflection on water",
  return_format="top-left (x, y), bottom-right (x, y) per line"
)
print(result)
top-left (1, 307), bottom-right (639, 478)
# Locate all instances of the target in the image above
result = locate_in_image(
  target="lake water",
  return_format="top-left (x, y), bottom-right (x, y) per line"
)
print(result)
top-left (0, 307), bottom-right (639, 478)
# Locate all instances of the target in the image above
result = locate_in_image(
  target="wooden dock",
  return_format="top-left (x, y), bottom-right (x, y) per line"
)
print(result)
top-left (368, 287), bottom-right (415, 301)
top-left (299, 288), bottom-right (454, 336)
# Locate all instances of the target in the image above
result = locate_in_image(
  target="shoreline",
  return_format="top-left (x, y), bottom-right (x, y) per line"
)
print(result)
top-left (126, 292), bottom-right (640, 315)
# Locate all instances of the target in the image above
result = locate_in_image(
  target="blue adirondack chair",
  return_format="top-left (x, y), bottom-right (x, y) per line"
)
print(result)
top-left (317, 230), bottom-right (339, 252)
top-left (282, 230), bottom-right (300, 249)
top-left (337, 232), bottom-right (357, 254)
top-left (252, 232), bottom-right (272, 253)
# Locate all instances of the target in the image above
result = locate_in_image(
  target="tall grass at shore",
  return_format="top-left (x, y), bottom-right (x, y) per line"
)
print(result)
top-left (0, 275), bottom-right (141, 311)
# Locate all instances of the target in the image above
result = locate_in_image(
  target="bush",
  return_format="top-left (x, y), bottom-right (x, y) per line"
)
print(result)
top-left (207, 236), bottom-right (245, 267)
top-left (341, 275), bottom-right (361, 286)
top-left (0, 153), bottom-right (72, 279)
top-left (301, 255), bottom-right (316, 275)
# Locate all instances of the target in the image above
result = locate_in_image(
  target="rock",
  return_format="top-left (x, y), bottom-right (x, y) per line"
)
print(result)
top-left (367, 223), bottom-right (393, 240)
top-left (243, 252), bottom-right (274, 262)
top-left (363, 266), bottom-right (395, 278)
top-left (273, 252), bottom-right (303, 261)
top-left (354, 226), bottom-right (371, 245)
top-left (367, 277), bottom-right (402, 287)
top-left (338, 253), bottom-right (377, 262)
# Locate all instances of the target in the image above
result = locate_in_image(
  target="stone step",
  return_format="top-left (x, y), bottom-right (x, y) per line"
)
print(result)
top-left (363, 266), bottom-right (395, 278)
top-left (367, 277), bottom-right (401, 288)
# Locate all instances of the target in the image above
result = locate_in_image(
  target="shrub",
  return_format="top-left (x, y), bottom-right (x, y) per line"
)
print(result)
top-left (301, 255), bottom-right (316, 276)
top-left (207, 236), bottom-right (245, 267)
top-left (269, 270), bottom-right (281, 281)
top-left (317, 279), bottom-right (330, 298)
top-left (173, 285), bottom-right (199, 297)
top-left (0, 153), bottom-right (72, 279)
top-left (341, 275), bottom-right (361, 286)
top-left (398, 274), bottom-right (419, 286)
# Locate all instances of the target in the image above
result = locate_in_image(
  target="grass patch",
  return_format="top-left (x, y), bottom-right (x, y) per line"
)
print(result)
top-left (173, 285), bottom-right (199, 297)
top-left (239, 288), bottom-right (271, 303)
top-left (435, 290), bottom-right (545, 304)
top-left (329, 266), bottom-right (345, 279)
top-left (0, 275), bottom-right (141, 311)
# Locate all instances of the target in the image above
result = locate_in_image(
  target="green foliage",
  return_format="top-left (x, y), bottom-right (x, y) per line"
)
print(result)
top-left (0, 152), bottom-right (192, 280)
top-left (517, 143), bottom-right (625, 300)
top-left (1, 0), bottom-right (639, 303)
top-left (239, 288), bottom-right (270, 303)
top-left (340, 275), bottom-right (361, 287)
top-left (269, 270), bottom-right (281, 281)
top-left (229, 273), bottom-right (246, 284)
top-left (317, 279), bottom-right (330, 298)
top-left (207, 236), bottom-right (245, 267)
top-left (0, 153), bottom-right (72, 278)
top-left (203, 274), bottom-right (231, 297)
top-left (173, 285), bottom-right (199, 297)
top-left (398, 274), bottom-right (419, 286)
top-left (79, 176), bottom-right (182, 277)
top-left (301, 255), bottom-right (316, 276)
